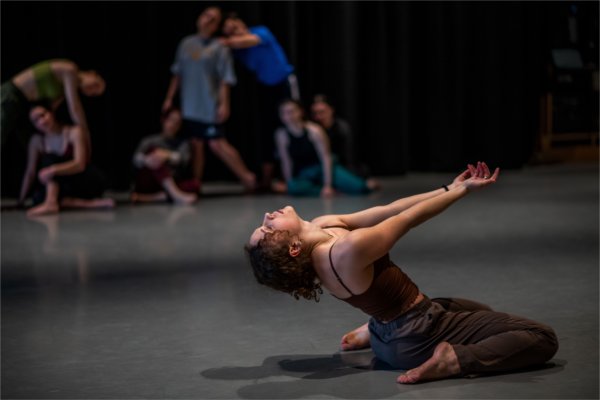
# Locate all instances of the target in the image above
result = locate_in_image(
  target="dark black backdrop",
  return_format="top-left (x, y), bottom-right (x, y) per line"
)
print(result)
top-left (1, 1), bottom-right (598, 194)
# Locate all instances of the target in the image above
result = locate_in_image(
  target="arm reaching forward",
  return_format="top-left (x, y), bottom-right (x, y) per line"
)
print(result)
top-left (328, 162), bottom-right (500, 271)
top-left (313, 163), bottom-right (493, 229)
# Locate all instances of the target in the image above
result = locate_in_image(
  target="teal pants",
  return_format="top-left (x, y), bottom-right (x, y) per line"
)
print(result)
top-left (287, 163), bottom-right (370, 196)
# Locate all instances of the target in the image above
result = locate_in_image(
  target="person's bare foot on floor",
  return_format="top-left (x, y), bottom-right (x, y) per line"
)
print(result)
top-left (172, 191), bottom-right (197, 205)
top-left (242, 172), bottom-right (257, 192)
top-left (130, 192), bottom-right (167, 204)
top-left (367, 178), bottom-right (381, 191)
top-left (397, 341), bottom-right (461, 384)
top-left (27, 202), bottom-right (59, 217)
top-left (61, 198), bottom-right (115, 209)
top-left (340, 323), bottom-right (371, 351)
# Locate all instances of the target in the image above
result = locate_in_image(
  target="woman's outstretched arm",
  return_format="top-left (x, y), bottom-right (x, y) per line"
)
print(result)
top-left (312, 168), bottom-right (472, 229)
top-left (332, 163), bottom-right (499, 270)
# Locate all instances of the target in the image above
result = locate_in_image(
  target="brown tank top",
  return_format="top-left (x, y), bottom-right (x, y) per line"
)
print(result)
top-left (329, 241), bottom-right (419, 322)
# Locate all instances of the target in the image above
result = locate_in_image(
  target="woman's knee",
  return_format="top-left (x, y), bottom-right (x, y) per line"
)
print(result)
top-left (208, 139), bottom-right (224, 154)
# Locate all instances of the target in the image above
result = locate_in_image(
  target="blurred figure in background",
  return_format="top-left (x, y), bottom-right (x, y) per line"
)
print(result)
top-left (274, 99), bottom-right (378, 197)
top-left (19, 103), bottom-right (113, 217)
top-left (131, 108), bottom-right (198, 205)
top-left (163, 6), bottom-right (256, 193)
top-left (311, 94), bottom-right (372, 179)
top-left (1, 58), bottom-right (105, 158)
top-left (221, 13), bottom-right (299, 191)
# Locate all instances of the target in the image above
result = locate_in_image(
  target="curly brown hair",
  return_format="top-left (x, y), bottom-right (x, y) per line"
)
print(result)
top-left (244, 230), bottom-right (323, 302)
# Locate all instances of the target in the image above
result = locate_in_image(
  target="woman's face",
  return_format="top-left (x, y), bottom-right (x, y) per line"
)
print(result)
top-left (162, 110), bottom-right (182, 137)
top-left (197, 7), bottom-right (222, 36)
top-left (249, 206), bottom-right (302, 247)
top-left (80, 72), bottom-right (106, 97)
top-left (223, 18), bottom-right (243, 36)
top-left (279, 102), bottom-right (303, 126)
top-left (311, 102), bottom-right (334, 127)
top-left (29, 106), bottom-right (55, 133)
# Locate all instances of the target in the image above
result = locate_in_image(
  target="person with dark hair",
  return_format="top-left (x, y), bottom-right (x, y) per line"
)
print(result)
top-left (131, 108), bottom-right (198, 205)
top-left (19, 103), bottom-right (113, 217)
top-left (311, 94), bottom-right (359, 174)
top-left (1, 59), bottom-right (106, 157)
top-left (274, 99), bottom-right (378, 197)
top-left (221, 13), bottom-right (299, 190)
top-left (245, 162), bottom-right (558, 384)
top-left (163, 6), bottom-right (256, 193)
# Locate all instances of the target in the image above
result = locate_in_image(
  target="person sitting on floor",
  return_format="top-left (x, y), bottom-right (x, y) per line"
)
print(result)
top-left (131, 108), bottom-right (198, 205)
top-left (18, 102), bottom-right (114, 217)
top-left (245, 162), bottom-right (558, 384)
top-left (274, 99), bottom-right (378, 197)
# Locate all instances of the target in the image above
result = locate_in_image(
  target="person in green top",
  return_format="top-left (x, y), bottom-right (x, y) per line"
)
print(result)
top-left (1, 59), bottom-right (106, 159)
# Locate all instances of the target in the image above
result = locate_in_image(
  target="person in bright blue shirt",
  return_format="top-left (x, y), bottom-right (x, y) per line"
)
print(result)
top-left (221, 14), bottom-right (300, 191)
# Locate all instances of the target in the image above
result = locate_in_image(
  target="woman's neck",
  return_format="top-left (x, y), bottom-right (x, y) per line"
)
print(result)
top-left (44, 123), bottom-right (63, 136)
top-left (285, 121), bottom-right (304, 134)
top-left (322, 118), bottom-right (334, 130)
top-left (301, 222), bottom-right (334, 252)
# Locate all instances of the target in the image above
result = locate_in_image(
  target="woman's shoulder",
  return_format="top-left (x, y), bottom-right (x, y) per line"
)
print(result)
top-left (305, 121), bottom-right (323, 132)
top-left (305, 121), bottom-right (327, 139)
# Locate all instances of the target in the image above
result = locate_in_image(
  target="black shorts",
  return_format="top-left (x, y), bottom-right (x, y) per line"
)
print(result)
top-left (181, 119), bottom-right (224, 140)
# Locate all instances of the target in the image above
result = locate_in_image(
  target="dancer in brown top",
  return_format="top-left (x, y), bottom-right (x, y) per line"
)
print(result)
top-left (245, 162), bottom-right (558, 384)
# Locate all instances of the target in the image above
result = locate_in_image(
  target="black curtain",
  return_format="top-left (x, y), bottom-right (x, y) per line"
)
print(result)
top-left (1, 1), bottom-right (597, 195)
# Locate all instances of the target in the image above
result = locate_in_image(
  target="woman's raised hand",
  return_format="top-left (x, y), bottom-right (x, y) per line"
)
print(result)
top-left (463, 161), bottom-right (500, 190)
top-left (449, 168), bottom-right (471, 190)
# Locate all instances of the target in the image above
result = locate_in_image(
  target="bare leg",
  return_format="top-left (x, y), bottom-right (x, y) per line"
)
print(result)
top-left (340, 322), bottom-right (371, 351)
top-left (191, 139), bottom-right (205, 183)
top-left (366, 178), bottom-right (381, 191)
top-left (208, 139), bottom-right (256, 189)
top-left (260, 162), bottom-right (275, 190)
top-left (397, 342), bottom-right (461, 384)
top-left (161, 178), bottom-right (197, 204)
top-left (60, 197), bottom-right (115, 209)
top-left (131, 191), bottom-right (168, 203)
top-left (27, 181), bottom-right (60, 217)
top-left (271, 180), bottom-right (287, 194)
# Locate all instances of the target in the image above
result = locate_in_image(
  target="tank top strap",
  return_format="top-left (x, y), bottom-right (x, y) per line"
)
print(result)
top-left (328, 239), bottom-right (356, 296)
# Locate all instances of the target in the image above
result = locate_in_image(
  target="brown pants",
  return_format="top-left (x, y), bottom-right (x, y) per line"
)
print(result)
top-left (368, 297), bottom-right (559, 375)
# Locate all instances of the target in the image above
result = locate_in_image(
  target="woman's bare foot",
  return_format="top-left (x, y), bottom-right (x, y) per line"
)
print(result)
top-left (340, 323), bottom-right (371, 351)
top-left (397, 341), bottom-right (461, 384)
top-left (271, 181), bottom-right (287, 194)
top-left (61, 198), bottom-right (115, 209)
top-left (171, 191), bottom-right (197, 205)
top-left (366, 178), bottom-right (381, 191)
top-left (242, 172), bottom-right (257, 192)
top-left (131, 192), bottom-right (168, 204)
top-left (27, 202), bottom-right (59, 217)
top-left (92, 198), bottom-right (116, 209)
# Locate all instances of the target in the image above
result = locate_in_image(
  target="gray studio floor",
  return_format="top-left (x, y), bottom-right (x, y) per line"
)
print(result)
top-left (1, 163), bottom-right (598, 399)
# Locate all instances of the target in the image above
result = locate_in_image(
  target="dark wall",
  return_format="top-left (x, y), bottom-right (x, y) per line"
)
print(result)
top-left (1, 1), bottom-right (598, 194)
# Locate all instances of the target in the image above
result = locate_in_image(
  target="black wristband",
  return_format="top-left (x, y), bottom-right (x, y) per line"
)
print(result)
top-left (442, 185), bottom-right (449, 192)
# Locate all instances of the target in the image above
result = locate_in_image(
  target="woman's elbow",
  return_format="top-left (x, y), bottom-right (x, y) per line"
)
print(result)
top-left (72, 161), bottom-right (86, 174)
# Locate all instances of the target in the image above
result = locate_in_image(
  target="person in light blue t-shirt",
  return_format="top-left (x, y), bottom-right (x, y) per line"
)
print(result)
top-left (163, 7), bottom-right (257, 193)
top-left (221, 14), bottom-right (300, 191)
